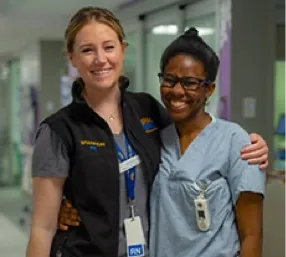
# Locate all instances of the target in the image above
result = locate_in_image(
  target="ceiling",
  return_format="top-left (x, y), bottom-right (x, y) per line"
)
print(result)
top-left (0, 0), bottom-right (131, 59)
top-left (0, 0), bottom-right (284, 60)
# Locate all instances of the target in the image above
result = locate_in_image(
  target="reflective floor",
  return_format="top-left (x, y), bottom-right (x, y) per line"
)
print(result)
top-left (0, 187), bottom-right (30, 257)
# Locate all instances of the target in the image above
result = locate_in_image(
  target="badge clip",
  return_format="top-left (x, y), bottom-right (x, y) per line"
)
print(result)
top-left (194, 186), bottom-right (211, 232)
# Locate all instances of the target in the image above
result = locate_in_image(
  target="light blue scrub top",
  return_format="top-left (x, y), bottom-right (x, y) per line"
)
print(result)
top-left (149, 117), bottom-right (266, 257)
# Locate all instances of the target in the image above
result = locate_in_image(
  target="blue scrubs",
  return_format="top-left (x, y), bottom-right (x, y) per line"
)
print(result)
top-left (149, 117), bottom-right (265, 257)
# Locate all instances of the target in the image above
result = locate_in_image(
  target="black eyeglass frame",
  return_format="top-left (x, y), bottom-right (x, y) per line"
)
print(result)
top-left (158, 72), bottom-right (211, 90)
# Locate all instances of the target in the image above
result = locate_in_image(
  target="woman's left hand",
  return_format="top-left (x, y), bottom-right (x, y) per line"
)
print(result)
top-left (240, 133), bottom-right (268, 170)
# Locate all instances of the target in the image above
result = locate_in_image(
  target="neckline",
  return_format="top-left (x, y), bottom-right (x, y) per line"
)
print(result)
top-left (174, 113), bottom-right (217, 160)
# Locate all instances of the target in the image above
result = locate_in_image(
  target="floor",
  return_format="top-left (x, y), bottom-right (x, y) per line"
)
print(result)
top-left (0, 186), bottom-right (31, 257)
top-left (0, 182), bottom-right (285, 257)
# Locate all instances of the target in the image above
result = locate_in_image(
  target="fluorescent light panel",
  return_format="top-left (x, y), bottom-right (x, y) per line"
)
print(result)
top-left (152, 25), bottom-right (214, 36)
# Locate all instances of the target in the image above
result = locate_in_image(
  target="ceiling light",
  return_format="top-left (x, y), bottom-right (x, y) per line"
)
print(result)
top-left (197, 27), bottom-right (214, 36)
top-left (185, 27), bottom-right (214, 36)
top-left (152, 25), bottom-right (178, 35)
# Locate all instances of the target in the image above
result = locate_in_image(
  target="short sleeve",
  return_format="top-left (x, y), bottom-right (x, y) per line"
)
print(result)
top-left (227, 125), bottom-right (266, 205)
top-left (32, 123), bottom-right (70, 177)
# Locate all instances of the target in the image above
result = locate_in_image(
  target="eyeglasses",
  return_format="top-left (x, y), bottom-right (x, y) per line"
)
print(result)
top-left (158, 73), bottom-right (210, 91)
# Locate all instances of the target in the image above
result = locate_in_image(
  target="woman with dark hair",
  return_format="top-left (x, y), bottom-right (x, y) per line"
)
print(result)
top-left (149, 27), bottom-right (265, 257)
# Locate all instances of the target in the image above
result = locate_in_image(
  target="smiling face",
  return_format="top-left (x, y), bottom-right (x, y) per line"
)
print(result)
top-left (69, 21), bottom-right (126, 90)
top-left (160, 54), bottom-right (215, 123)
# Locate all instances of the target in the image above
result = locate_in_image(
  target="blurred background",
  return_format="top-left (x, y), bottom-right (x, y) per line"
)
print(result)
top-left (0, 0), bottom-right (284, 256)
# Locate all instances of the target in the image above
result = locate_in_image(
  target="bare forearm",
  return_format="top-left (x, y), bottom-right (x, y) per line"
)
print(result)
top-left (240, 235), bottom-right (262, 257)
top-left (26, 227), bottom-right (55, 257)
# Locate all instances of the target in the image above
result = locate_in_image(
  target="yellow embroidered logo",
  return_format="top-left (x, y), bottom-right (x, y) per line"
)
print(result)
top-left (80, 140), bottom-right (105, 151)
top-left (140, 117), bottom-right (158, 133)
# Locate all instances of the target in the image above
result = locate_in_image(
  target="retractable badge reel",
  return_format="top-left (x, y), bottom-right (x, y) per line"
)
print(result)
top-left (194, 185), bottom-right (211, 232)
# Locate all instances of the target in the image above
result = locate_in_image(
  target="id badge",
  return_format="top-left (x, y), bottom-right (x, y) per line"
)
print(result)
top-left (119, 155), bottom-right (141, 174)
top-left (124, 216), bottom-right (145, 257)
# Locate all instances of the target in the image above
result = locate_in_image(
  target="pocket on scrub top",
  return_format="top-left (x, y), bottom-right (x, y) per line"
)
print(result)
top-left (203, 177), bottom-right (229, 201)
top-left (168, 175), bottom-right (229, 226)
top-left (200, 177), bottom-right (231, 224)
top-left (165, 179), bottom-right (201, 231)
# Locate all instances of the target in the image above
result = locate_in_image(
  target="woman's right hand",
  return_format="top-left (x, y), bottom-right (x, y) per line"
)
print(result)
top-left (58, 199), bottom-right (81, 231)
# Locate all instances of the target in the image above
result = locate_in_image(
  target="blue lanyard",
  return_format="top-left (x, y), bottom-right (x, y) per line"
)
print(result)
top-left (115, 137), bottom-right (136, 201)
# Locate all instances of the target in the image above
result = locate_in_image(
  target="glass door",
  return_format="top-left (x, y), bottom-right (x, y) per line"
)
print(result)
top-left (123, 33), bottom-right (137, 92)
top-left (185, 0), bottom-right (219, 116)
top-left (185, 13), bottom-right (216, 50)
top-left (145, 6), bottom-right (181, 101)
top-left (121, 20), bottom-right (141, 92)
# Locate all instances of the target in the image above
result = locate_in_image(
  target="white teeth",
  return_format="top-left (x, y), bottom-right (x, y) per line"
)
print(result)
top-left (92, 69), bottom-right (112, 75)
top-left (170, 100), bottom-right (186, 108)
